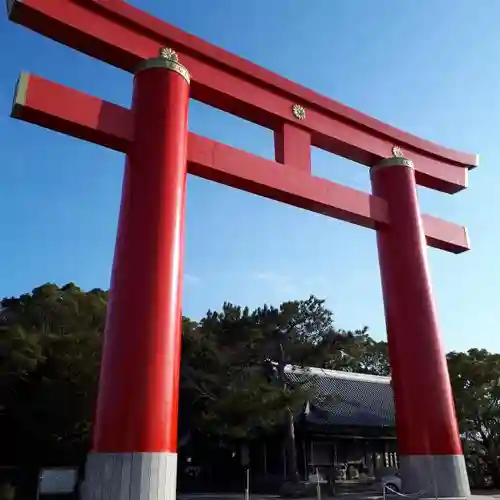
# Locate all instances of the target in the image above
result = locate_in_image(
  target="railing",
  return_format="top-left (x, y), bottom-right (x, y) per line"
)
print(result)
top-left (383, 484), bottom-right (428, 500)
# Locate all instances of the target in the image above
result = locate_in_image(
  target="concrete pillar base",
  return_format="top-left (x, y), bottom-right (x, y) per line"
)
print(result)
top-left (81, 452), bottom-right (177, 500)
top-left (400, 454), bottom-right (470, 498)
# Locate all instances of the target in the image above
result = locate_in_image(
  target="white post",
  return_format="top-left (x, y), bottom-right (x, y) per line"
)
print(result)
top-left (245, 467), bottom-right (250, 500)
top-left (316, 467), bottom-right (321, 500)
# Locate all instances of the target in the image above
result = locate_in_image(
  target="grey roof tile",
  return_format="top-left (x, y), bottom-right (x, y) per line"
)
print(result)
top-left (285, 367), bottom-right (395, 428)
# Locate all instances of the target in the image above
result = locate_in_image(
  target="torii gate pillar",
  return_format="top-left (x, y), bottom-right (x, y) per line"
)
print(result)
top-left (372, 152), bottom-right (469, 497)
top-left (83, 49), bottom-right (190, 500)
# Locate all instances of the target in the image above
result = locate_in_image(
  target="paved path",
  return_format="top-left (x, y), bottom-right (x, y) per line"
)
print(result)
top-left (178, 494), bottom-right (500, 500)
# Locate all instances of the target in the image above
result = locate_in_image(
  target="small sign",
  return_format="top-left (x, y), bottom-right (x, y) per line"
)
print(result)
top-left (39, 468), bottom-right (78, 495)
top-left (240, 444), bottom-right (250, 467)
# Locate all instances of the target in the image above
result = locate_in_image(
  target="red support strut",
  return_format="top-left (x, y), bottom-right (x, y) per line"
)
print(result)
top-left (82, 48), bottom-right (190, 500)
top-left (371, 149), bottom-right (469, 498)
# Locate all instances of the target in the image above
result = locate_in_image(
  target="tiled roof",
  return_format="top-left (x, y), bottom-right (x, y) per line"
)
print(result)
top-left (285, 366), bottom-right (395, 428)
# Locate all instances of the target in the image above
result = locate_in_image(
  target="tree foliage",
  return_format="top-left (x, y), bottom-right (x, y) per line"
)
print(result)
top-left (179, 296), bottom-right (360, 484)
top-left (0, 286), bottom-right (379, 471)
top-left (1, 283), bottom-right (499, 491)
top-left (448, 349), bottom-right (500, 487)
top-left (0, 283), bottom-right (107, 465)
top-left (180, 297), bottom-right (353, 437)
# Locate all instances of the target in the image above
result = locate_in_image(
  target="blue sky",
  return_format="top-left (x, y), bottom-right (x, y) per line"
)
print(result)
top-left (0, 0), bottom-right (498, 353)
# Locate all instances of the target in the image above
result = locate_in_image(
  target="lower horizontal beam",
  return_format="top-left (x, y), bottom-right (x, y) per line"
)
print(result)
top-left (11, 73), bottom-right (470, 253)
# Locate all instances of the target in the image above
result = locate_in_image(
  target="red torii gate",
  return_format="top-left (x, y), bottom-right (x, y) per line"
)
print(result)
top-left (7, 1), bottom-right (476, 499)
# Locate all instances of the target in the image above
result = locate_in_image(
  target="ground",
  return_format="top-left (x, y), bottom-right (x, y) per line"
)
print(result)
top-left (178, 492), bottom-right (500, 500)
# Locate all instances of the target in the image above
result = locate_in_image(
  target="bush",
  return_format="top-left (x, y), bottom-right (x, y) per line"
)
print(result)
top-left (0, 483), bottom-right (16, 500)
top-left (279, 481), bottom-right (307, 498)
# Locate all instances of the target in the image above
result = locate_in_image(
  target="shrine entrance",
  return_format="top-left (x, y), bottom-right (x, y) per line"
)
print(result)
top-left (6, 1), bottom-right (477, 498)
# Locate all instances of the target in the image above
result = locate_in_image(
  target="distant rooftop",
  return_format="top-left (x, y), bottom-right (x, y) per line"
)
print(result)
top-left (284, 365), bottom-right (394, 428)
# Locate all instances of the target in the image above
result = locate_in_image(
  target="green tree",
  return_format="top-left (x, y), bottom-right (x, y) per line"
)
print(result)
top-left (0, 284), bottom-right (201, 467)
top-left (180, 295), bottom-right (358, 491)
top-left (0, 283), bottom-right (107, 465)
top-left (179, 303), bottom-right (304, 440)
top-left (252, 295), bottom-right (351, 486)
top-left (332, 330), bottom-right (390, 376)
top-left (448, 349), bottom-right (500, 487)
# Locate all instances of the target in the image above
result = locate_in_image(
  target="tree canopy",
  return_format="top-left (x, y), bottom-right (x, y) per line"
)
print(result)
top-left (448, 349), bottom-right (500, 487)
top-left (180, 296), bottom-right (360, 439)
top-left (0, 284), bottom-right (106, 465)
top-left (0, 283), bottom-right (497, 489)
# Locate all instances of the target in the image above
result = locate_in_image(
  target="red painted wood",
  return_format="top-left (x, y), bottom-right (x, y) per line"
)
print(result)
top-left (372, 164), bottom-right (463, 456)
top-left (274, 123), bottom-right (311, 173)
top-left (92, 65), bottom-right (189, 453)
top-left (12, 73), bottom-right (131, 152)
top-left (8, 0), bottom-right (476, 193)
top-left (11, 73), bottom-right (470, 254)
top-left (191, 133), bottom-right (382, 228)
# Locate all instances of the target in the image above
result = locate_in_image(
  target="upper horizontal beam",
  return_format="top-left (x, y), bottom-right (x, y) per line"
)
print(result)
top-left (11, 72), bottom-right (470, 254)
top-left (7, 0), bottom-right (477, 194)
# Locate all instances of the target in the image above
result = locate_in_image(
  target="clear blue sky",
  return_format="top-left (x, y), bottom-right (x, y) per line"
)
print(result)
top-left (0, 0), bottom-right (498, 353)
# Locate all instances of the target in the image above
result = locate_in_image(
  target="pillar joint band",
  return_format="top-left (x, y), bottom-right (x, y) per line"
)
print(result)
top-left (371, 156), bottom-right (414, 174)
top-left (371, 146), bottom-right (414, 175)
top-left (135, 47), bottom-right (191, 84)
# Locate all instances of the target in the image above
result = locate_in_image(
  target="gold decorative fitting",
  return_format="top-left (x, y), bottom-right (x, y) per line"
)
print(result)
top-left (370, 145), bottom-right (414, 174)
top-left (292, 104), bottom-right (306, 120)
top-left (159, 47), bottom-right (179, 63)
top-left (134, 46), bottom-right (191, 84)
top-left (391, 146), bottom-right (404, 157)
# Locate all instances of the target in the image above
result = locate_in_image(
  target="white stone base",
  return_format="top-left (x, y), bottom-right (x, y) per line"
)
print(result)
top-left (400, 454), bottom-right (470, 499)
top-left (81, 452), bottom-right (177, 500)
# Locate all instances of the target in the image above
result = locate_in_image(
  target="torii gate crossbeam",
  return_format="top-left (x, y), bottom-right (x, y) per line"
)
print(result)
top-left (6, 1), bottom-right (477, 499)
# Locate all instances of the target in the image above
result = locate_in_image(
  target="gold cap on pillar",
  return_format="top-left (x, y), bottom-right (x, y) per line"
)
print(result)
top-left (135, 47), bottom-right (191, 84)
top-left (371, 146), bottom-right (414, 174)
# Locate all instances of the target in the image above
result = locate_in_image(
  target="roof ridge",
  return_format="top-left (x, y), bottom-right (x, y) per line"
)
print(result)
top-left (284, 364), bottom-right (392, 384)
